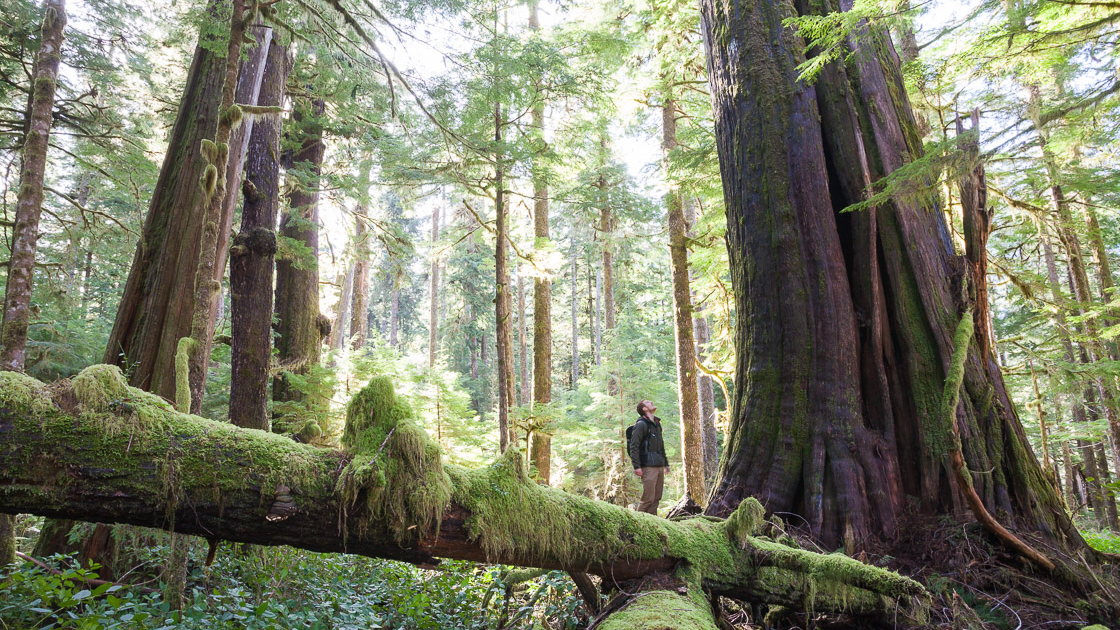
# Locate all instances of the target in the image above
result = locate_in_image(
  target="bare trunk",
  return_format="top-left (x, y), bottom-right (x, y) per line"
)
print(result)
top-left (495, 102), bottom-right (514, 452)
top-left (229, 40), bottom-right (288, 431)
top-left (388, 283), bottom-right (399, 348)
top-left (683, 199), bottom-right (719, 484)
top-left (955, 110), bottom-right (993, 362)
top-left (273, 99), bottom-right (326, 406)
top-left (570, 237), bottom-right (579, 387)
top-left (350, 217), bottom-right (370, 350)
top-left (1, 0), bottom-right (66, 371)
top-left (429, 205), bottom-right (440, 369)
top-left (518, 272), bottom-right (528, 407)
top-left (593, 267), bottom-right (602, 365)
top-left (663, 99), bottom-right (706, 505)
top-left (598, 136), bottom-right (616, 396)
top-left (329, 264), bottom-right (355, 351)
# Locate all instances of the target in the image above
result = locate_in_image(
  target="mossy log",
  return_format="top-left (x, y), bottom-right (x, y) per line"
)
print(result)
top-left (0, 367), bottom-right (930, 626)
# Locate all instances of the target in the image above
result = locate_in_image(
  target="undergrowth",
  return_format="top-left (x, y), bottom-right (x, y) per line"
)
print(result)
top-left (0, 529), bottom-right (587, 630)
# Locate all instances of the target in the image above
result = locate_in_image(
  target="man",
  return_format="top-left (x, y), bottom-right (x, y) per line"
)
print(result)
top-left (629, 399), bottom-right (669, 515)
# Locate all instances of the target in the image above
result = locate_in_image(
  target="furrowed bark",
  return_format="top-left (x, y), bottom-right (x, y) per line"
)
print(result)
top-left (229, 41), bottom-right (289, 431)
top-left (184, 0), bottom-right (248, 415)
top-left (700, 0), bottom-right (1088, 565)
top-left (662, 98), bottom-right (705, 506)
top-left (102, 0), bottom-right (231, 400)
top-left (0, 368), bottom-right (931, 625)
top-left (0, 0), bottom-right (65, 372)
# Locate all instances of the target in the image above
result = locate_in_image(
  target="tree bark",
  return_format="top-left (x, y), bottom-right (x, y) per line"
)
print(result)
top-left (102, 0), bottom-right (244, 400)
top-left (0, 0), bottom-right (65, 371)
top-left (429, 205), bottom-right (441, 369)
top-left (528, 22), bottom-right (552, 473)
top-left (495, 101), bottom-right (514, 453)
top-left (329, 264), bottom-right (354, 352)
top-left (350, 216), bottom-right (370, 351)
top-left (598, 132), bottom-right (616, 397)
top-left (684, 197), bottom-right (719, 486)
top-left (570, 237), bottom-right (579, 387)
top-left (273, 99), bottom-right (326, 406)
top-left (229, 40), bottom-right (289, 431)
top-left (518, 272), bottom-right (529, 407)
top-left (0, 368), bottom-right (931, 626)
top-left (699, 0), bottom-right (1086, 563)
top-left (663, 98), bottom-right (705, 505)
top-left (955, 110), bottom-right (993, 362)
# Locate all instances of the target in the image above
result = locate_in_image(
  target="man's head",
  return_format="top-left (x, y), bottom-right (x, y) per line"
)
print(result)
top-left (637, 400), bottom-right (656, 416)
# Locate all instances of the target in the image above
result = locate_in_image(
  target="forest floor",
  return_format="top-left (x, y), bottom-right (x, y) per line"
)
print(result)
top-left (1, 512), bottom-right (1117, 629)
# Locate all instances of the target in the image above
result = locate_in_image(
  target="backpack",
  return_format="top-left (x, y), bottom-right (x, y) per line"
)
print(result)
top-left (625, 417), bottom-right (652, 463)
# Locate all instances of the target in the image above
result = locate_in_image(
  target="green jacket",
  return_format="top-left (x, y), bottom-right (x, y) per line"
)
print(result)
top-left (628, 416), bottom-right (668, 469)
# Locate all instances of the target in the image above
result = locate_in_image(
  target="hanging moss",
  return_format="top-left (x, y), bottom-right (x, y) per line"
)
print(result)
top-left (335, 377), bottom-right (452, 543)
top-left (724, 496), bottom-right (766, 548)
top-left (937, 310), bottom-right (974, 462)
top-left (175, 338), bottom-right (197, 413)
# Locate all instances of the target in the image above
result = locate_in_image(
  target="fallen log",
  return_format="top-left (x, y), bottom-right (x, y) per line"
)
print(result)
top-left (0, 366), bottom-right (930, 627)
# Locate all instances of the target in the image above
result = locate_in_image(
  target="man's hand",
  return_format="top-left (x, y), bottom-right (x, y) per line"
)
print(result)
top-left (634, 468), bottom-right (643, 477)
top-left (665, 466), bottom-right (670, 473)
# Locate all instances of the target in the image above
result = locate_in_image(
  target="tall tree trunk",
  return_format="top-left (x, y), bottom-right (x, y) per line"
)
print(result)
top-left (663, 98), bottom-right (705, 505)
top-left (102, 0), bottom-right (250, 399)
top-left (273, 99), bottom-right (326, 406)
top-left (0, 0), bottom-right (65, 371)
top-left (495, 102), bottom-right (514, 452)
top-left (350, 217), bottom-right (370, 351)
top-left (388, 281), bottom-right (400, 348)
top-left (570, 237), bottom-right (579, 387)
top-left (593, 267), bottom-right (602, 365)
top-left (229, 40), bottom-right (289, 431)
top-left (598, 132), bottom-right (616, 396)
top-left (685, 198), bottom-right (719, 485)
top-left (0, 0), bottom-right (66, 564)
top-left (955, 110), bottom-right (993, 362)
top-left (699, 0), bottom-right (1086, 564)
top-left (429, 205), bottom-right (440, 370)
top-left (518, 272), bottom-right (528, 407)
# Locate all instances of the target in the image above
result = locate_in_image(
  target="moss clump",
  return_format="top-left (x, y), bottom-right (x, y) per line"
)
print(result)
top-left (69, 365), bottom-right (176, 433)
top-left (724, 496), bottom-right (766, 548)
top-left (335, 377), bottom-right (451, 543)
top-left (0, 371), bottom-right (55, 416)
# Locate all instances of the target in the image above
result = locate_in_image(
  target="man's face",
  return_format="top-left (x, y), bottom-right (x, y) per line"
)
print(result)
top-left (643, 400), bottom-right (656, 415)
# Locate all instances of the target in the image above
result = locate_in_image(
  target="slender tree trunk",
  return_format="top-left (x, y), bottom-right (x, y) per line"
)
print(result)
top-left (593, 267), bottom-right (602, 365)
top-left (663, 98), bottom-right (705, 505)
top-left (350, 217), bottom-right (370, 351)
top-left (955, 110), bottom-right (993, 362)
top-left (1040, 222), bottom-right (1108, 526)
top-left (388, 281), bottom-right (399, 348)
top-left (597, 131), bottom-right (616, 398)
top-left (273, 99), bottom-right (326, 406)
top-left (699, 0), bottom-right (1086, 563)
top-left (518, 272), bottom-right (528, 406)
top-left (0, 0), bottom-right (66, 562)
top-left (0, 0), bottom-right (65, 371)
top-left (495, 102), bottom-right (514, 452)
top-left (570, 237), bottom-right (579, 387)
top-left (684, 198), bottom-right (719, 485)
top-left (429, 205), bottom-right (440, 370)
top-left (329, 264), bottom-right (354, 351)
top-left (229, 40), bottom-right (288, 431)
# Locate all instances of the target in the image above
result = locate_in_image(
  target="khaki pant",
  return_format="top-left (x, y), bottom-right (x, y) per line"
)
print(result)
top-left (638, 467), bottom-right (666, 515)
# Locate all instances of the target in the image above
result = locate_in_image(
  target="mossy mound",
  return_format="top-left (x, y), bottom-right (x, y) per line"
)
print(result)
top-left (0, 371), bottom-right (55, 416)
top-left (69, 364), bottom-right (177, 432)
top-left (336, 376), bottom-right (451, 542)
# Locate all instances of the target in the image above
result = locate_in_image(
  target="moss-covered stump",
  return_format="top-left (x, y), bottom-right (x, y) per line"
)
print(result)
top-left (0, 367), bottom-right (930, 625)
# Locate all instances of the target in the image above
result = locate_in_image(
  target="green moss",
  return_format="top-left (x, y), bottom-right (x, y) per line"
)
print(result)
top-left (724, 496), bottom-right (766, 548)
top-left (1081, 625), bottom-right (1110, 630)
top-left (937, 311), bottom-right (973, 462)
top-left (174, 338), bottom-right (197, 413)
top-left (0, 371), bottom-right (54, 416)
top-left (335, 377), bottom-right (451, 543)
top-left (597, 590), bottom-right (719, 630)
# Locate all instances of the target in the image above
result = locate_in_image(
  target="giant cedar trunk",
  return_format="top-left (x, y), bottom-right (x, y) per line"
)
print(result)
top-left (273, 99), bottom-right (326, 405)
top-left (229, 41), bottom-right (289, 431)
top-left (699, 0), bottom-right (1083, 557)
top-left (103, 1), bottom-right (255, 399)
